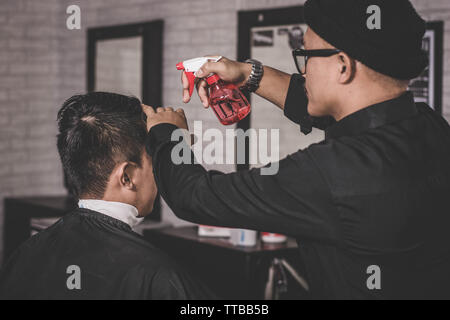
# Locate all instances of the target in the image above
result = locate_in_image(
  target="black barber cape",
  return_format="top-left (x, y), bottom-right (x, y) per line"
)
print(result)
top-left (146, 74), bottom-right (450, 299)
top-left (0, 208), bottom-right (212, 300)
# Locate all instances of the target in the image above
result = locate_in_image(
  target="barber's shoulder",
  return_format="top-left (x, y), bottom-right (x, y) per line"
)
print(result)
top-left (299, 136), bottom-right (366, 167)
top-left (415, 102), bottom-right (434, 113)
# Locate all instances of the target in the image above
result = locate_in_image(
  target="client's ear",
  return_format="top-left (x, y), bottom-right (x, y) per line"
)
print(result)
top-left (116, 162), bottom-right (138, 191)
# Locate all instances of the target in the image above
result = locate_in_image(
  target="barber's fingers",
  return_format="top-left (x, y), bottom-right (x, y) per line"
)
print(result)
top-left (144, 104), bottom-right (180, 115)
top-left (182, 71), bottom-right (208, 107)
top-left (156, 106), bottom-right (176, 113)
top-left (196, 79), bottom-right (209, 108)
top-left (142, 104), bottom-right (155, 115)
top-left (181, 72), bottom-right (191, 103)
top-left (175, 108), bottom-right (186, 118)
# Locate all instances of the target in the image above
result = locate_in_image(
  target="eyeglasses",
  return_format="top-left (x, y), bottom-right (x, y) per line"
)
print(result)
top-left (292, 49), bottom-right (342, 75)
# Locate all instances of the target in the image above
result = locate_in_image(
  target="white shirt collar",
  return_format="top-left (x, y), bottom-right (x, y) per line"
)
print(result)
top-left (78, 199), bottom-right (144, 229)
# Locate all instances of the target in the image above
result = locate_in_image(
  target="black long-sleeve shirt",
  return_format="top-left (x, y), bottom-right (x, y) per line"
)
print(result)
top-left (146, 74), bottom-right (450, 299)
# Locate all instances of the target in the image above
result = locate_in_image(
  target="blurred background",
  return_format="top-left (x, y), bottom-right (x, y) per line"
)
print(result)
top-left (0, 0), bottom-right (449, 298)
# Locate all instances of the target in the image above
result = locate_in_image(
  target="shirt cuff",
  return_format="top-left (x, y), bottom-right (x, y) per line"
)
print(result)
top-left (283, 74), bottom-right (313, 134)
top-left (145, 123), bottom-right (179, 157)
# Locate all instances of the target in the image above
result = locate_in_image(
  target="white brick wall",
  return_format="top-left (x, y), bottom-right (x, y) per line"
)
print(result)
top-left (1, 0), bottom-right (449, 265)
top-left (0, 0), bottom-right (66, 266)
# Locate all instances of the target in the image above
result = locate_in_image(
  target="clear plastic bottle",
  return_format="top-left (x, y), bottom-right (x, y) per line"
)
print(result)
top-left (206, 74), bottom-right (251, 125)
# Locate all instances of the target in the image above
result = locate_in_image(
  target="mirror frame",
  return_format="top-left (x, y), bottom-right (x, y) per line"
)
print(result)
top-left (86, 20), bottom-right (164, 221)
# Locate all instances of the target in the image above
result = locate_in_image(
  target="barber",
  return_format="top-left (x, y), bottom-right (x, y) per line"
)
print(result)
top-left (143, 0), bottom-right (450, 299)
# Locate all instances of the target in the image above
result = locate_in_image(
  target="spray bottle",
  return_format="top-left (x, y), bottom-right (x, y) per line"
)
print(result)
top-left (176, 56), bottom-right (251, 125)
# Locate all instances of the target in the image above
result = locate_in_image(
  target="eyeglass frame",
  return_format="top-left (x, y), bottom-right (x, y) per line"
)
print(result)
top-left (292, 49), bottom-right (342, 75)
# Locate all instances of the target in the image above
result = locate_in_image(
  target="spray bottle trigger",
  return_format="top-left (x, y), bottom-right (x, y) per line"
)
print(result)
top-left (185, 72), bottom-right (196, 97)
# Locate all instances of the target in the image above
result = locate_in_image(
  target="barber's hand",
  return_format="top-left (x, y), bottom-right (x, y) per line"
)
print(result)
top-left (142, 105), bottom-right (188, 132)
top-left (181, 56), bottom-right (252, 108)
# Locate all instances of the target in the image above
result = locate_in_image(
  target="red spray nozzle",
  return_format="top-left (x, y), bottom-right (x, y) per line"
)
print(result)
top-left (176, 62), bottom-right (184, 70)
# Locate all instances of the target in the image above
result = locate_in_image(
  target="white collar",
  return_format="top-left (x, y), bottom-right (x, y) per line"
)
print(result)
top-left (78, 199), bottom-right (144, 229)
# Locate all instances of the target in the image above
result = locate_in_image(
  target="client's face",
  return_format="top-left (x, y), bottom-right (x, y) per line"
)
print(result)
top-left (104, 150), bottom-right (158, 218)
top-left (133, 152), bottom-right (158, 217)
top-left (303, 28), bottom-right (340, 118)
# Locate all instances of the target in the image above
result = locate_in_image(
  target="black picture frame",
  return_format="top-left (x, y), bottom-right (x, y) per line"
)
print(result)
top-left (409, 21), bottom-right (444, 115)
top-left (86, 20), bottom-right (164, 221)
top-left (237, 6), bottom-right (305, 170)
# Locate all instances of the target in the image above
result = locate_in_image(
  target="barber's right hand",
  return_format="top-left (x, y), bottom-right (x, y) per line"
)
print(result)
top-left (181, 56), bottom-right (251, 108)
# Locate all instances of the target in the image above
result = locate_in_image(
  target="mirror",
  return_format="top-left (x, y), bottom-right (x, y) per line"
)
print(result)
top-left (95, 36), bottom-right (143, 98)
top-left (249, 23), bottom-right (324, 165)
top-left (87, 20), bottom-right (163, 107)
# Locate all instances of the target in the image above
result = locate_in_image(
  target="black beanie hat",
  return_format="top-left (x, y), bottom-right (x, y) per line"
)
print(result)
top-left (304, 0), bottom-right (428, 80)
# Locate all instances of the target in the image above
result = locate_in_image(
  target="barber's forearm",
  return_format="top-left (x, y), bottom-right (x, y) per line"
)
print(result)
top-left (240, 63), bottom-right (291, 110)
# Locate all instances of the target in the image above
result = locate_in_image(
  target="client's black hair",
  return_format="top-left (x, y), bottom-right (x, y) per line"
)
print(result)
top-left (57, 92), bottom-right (147, 198)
